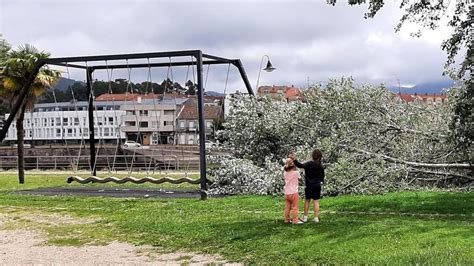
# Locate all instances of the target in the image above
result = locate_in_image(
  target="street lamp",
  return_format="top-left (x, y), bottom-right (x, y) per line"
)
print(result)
top-left (255, 55), bottom-right (276, 91)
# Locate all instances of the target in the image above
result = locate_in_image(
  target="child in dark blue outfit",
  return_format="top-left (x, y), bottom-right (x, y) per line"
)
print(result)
top-left (290, 149), bottom-right (324, 223)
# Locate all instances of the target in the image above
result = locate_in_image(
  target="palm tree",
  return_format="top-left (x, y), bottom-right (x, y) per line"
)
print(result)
top-left (0, 44), bottom-right (61, 183)
top-left (0, 35), bottom-right (11, 116)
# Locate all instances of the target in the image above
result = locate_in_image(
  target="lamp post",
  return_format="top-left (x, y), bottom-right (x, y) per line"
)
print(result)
top-left (255, 55), bottom-right (275, 91)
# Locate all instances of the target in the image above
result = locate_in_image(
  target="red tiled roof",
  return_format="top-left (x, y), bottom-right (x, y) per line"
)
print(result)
top-left (257, 85), bottom-right (302, 98)
top-left (285, 87), bottom-right (301, 98)
top-left (396, 93), bottom-right (447, 103)
top-left (95, 93), bottom-right (140, 101)
top-left (178, 105), bottom-right (223, 120)
top-left (257, 85), bottom-right (287, 93)
top-left (96, 92), bottom-right (224, 101)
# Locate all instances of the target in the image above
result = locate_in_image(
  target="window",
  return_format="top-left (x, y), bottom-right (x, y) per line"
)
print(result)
top-left (74, 118), bottom-right (79, 126)
top-left (56, 129), bottom-right (61, 137)
top-left (140, 110), bottom-right (148, 116)
top-left (140, 122), bottom-right (148, 128)
top-left (189, 121), bottom-right (195, 128)
top-left (125, 121), bottom-right (136, 126)
top-left (104, 128), bottom-right (109, 136)
top-left (180, 121), bottom-right (185, 128)
top-left (63, 118), bottom-right (68, 125)
top-left (164, 121), bottom-right (173, 126)
top-left (108, 117), bottom-right (114, 124)
top-left (206, 121), bottom-right (212, 128)
top-left (56, 118), bottom-right (61, 126)
top-left (126, 110), bottom-right (135, 116)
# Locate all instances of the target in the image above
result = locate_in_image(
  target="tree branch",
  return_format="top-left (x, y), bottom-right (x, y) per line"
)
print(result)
top-left (407, 169), bottom-right (473, 181)
top-left (343, 145), bottom-right (473, 170)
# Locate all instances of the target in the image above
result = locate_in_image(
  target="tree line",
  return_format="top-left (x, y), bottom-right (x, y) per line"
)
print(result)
top-left (38, 78), bottom-right (198, 103)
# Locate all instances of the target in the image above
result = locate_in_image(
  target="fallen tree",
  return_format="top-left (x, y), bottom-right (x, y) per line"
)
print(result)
top-left (209, 78), bottom-right (472, 196)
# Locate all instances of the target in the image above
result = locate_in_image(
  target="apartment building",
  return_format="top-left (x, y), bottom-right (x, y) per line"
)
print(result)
top-left (4, 101), bottom-right (125, 144)
top-left (119, 97), bottom-right (188, 145)
top-left (176, 100), bottom-right (223, 145)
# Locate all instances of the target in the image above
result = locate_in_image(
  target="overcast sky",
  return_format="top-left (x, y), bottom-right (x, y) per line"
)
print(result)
top-left (0, 0), bottom-right (454, 93)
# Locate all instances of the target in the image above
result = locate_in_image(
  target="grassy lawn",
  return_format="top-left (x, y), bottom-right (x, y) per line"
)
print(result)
top-left (0, 171), bottom-right (472, 264)
top-left (0, 170), bottom-right (200, 191)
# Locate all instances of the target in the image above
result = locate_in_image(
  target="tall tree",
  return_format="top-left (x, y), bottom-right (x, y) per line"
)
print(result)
top-left (327, 0), bottom-right (473, 165)
top-left (0, 44), bottom-right (61, 184)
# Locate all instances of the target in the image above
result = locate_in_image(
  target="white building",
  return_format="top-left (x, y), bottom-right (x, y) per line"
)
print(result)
top-left (5, 101), bottom-right (125, 143)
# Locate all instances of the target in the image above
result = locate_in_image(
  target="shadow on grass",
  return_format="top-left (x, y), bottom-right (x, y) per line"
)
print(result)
top-left (322, 192), bottom-right (474, 215)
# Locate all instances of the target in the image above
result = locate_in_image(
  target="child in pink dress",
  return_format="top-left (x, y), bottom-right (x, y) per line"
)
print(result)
top-left (283, 158), bottom-right (303, 224)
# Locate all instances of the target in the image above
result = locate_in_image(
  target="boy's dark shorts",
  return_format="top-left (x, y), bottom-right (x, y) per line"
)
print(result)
top-left (305, 186), bottom-right (322, 200)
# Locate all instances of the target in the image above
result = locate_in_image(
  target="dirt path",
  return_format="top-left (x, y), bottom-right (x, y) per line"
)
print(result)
top-left (0, 214), bottom-right (230, 265)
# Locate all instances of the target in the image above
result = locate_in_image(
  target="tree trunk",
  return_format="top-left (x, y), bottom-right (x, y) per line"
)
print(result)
top-left (345, 146), bottom-right (473, 170)
top-left (16, 103), bottom-right (27, 184)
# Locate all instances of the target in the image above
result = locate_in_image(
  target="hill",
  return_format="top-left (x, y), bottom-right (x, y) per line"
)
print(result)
top-left (389, 80), bottom-right (454, 94)
top-left (53, 77), bottom-right (84, 91)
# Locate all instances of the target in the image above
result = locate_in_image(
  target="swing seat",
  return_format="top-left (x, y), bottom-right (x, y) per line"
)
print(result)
top-left (67, 175), bottom-right (209, 185)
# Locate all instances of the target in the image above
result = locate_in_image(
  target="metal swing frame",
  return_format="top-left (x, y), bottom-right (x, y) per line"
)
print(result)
top-left (0, 50), bottom-right (254, 200)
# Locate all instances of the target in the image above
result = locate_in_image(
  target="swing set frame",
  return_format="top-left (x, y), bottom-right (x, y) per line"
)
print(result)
top-left (0, 49), bottom-right (254, 200)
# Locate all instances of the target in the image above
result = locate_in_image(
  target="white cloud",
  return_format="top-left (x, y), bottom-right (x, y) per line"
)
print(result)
top-left (0, 0), bottom-right (453, 93)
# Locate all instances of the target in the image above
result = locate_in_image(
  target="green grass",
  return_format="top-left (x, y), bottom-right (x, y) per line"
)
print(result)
top-left (0, 170), bottom-right (199, 191)
top-left (0, 171), bottom-right (472, 264)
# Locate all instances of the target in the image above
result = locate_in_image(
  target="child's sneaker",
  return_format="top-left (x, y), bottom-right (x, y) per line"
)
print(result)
top-left (302, 216), bottom-right (308, 223)
top-left (313, 217), bottom-right (320, 223)
top-left (293, 220), bottom-right (304, 225)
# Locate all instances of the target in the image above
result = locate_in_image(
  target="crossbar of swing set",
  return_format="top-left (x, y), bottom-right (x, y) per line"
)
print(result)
top-left (49, 59), bottom-right (230, 70)
top-left (0, 50), bottom-right (254, 200)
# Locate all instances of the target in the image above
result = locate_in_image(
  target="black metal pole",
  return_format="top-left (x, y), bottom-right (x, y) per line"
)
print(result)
top-left (195, 51), bottom-right (207, 200)
top-left (0, 62), bottom-right (43, 142)
top-left (233, 60), bottom-right (254, 95)
top-left (86, 68), bottom-right (97, 176)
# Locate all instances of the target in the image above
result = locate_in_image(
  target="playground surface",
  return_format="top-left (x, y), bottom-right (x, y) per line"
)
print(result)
top-left (15, 186), bottom-right (202, 198)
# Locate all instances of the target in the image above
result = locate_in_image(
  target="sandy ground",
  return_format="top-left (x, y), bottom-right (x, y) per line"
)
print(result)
top-left (0, 214), bottom-right (231, 265)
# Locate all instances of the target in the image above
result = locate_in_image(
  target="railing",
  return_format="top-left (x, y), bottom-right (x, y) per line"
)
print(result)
top-left (0, 154), bottom-right (201, 171)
